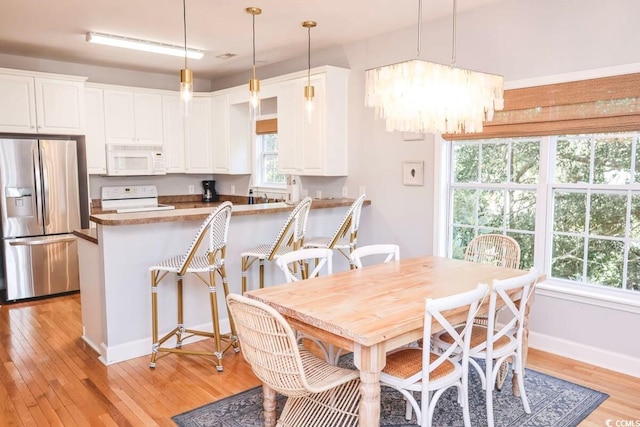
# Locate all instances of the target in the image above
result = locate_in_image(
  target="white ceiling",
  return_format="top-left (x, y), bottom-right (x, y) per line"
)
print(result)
top-left (1, 0), bottom-right (503, 80)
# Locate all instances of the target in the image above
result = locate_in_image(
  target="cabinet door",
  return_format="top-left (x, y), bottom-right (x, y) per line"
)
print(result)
top-left (276, 80), bottom-right (301, 175)
top-left (185, 97), bottom-right (213, 173)
top-left (84, 87), bottom-right (107, 174)
top-left (0, 74), bottom-right (37, 133)
top-left (34, 78), bottom-right (84, 135)
top-left (162, 95), bottom-right (185, 173)
top-left (134, 92), bottom-right (163, 145)
top-left (298, 74), bottom-right (325, 175)
top-left (211, 94), bottom-right (230, 173)
top-left (103, 90), bottom-right (136, 144)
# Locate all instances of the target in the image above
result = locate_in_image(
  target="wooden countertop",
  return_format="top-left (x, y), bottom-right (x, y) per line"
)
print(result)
top-left (89, 198), bottom-right (369, 227)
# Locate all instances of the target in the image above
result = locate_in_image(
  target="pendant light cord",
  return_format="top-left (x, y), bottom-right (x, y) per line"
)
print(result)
top-left (416, 0), bottom-right (422, 58)
top-left (451, 0), bottom-right (457, 66)
top-left (183, 0), bottom-right (187, 69)
top-left (307, 25), bottom-right (311, 85)
top-left (252, 13), bottom-right (257, 79)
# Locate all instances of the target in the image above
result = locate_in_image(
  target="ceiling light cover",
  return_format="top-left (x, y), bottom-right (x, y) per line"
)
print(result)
top-left (86, 32), bottom-right (204, 60)
top-left (364, 0), bottom-right (504, 134)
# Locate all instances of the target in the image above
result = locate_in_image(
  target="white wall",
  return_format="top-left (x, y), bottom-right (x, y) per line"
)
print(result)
top-left (2, 0), bottom-right (639, 376)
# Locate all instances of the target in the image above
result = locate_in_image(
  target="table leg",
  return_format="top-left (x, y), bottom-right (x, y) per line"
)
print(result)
top-left (512, 290), bottom-right (535, 397)
top-left (263, 384), bottom-right (277, 427)
top-left (352, 344), bottom-right (385, 427)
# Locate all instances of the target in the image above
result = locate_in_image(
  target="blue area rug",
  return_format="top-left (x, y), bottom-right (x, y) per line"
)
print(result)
top-left (173, 356), bottom-right (608, 427)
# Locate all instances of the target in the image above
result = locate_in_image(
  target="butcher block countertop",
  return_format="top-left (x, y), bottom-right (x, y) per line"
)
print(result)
top-left (88, 197), bottom-right (369, 227)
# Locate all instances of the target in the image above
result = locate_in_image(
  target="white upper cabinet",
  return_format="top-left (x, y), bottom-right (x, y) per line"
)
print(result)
top-left (0, 69), bottom-right (86, 135)
top-left (276, 66), bottom-right (349, 176)
top-left (103, 89), bottom-right (163, 145)
top-left (162, 94), bottom-right (186, 173)
top-left (211, 92), bottom-right (251, 174)
top-left (84, 87), bottom-right (107, 174)
top-left (184, 96), bottom-right (213, 174)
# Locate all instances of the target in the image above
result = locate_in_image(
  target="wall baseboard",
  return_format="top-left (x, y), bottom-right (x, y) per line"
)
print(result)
top-left (529, 331), bottom-right (640, 378)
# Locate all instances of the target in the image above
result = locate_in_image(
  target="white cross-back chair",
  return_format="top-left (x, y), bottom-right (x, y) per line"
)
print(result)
top-left (349, 244), bottom-right (400, 269)
top-left (149, 201), bottom-right (238, 372)
top-left (304, 194), bottom-right (366, 269)
top-left (464, 233), bottom-right (521, 390)
top-left (241, 197), bottom-right (312, 293)
top-left (380, 283), bottom-right (489, 427)
top-left (275, 248), bottom-right (340, 364)
top-left (433, 267), bottom-right (539, 427)
top-left (227, 293), bottom-right (360, 427)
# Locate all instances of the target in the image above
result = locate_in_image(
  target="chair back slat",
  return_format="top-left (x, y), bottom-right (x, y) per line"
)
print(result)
top-left (326, 194), bottom-right (366, 249)
top-left (464, 234), bottom-right (521, 269)
top-left (349, 244), bottom-right (400, 269)
top-left (276, 248), bottom-right (333, 283)
top-left (266, 197), bottom-right (313, 260)
top-left (227, 294), bottom-right (315, 397)
top-left (485, 267), bottom-right (539, 352)
top-left (178, 201), bottom-right (233, 275)
top-left (423, 284), bottom-right (489, 380)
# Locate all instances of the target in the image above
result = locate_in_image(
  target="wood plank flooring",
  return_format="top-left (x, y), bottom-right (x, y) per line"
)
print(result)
top-left (0, 293), bottom-right (638, 426)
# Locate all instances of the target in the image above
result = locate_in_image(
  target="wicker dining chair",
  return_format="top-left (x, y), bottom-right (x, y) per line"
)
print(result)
top-left (380, 283), bottom-right (489, 427)
top-left (149, 201), bottom-right (238, 372)
top-left (464, 233), bottom-right (521, 390)
top-left (349, 244), bottom-right (400, 269)
top-left (227, 293), bottom-right (360, 427)
top-left (304, 194), bottom-right (366, 269)
top-left (241, 197), bottom-right (312, 293)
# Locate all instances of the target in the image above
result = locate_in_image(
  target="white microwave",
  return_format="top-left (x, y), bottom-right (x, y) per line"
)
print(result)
top-left (105, 144), bottom-right (166, 176)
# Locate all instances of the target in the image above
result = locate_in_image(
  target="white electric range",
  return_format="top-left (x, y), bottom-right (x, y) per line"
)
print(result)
top-left (101, 185), bottom-right (176, 213)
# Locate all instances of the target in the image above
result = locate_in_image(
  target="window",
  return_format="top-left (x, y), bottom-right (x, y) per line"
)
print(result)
top-left (447, 132), bottom-right (640, 294)
top-left (254, 118), bottom-right (285, 188)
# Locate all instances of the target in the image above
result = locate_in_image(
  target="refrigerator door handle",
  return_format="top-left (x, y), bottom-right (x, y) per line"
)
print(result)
top-left (40, 145), bottom-right (51, 227)
top-left (32, 146), bottom-right (43, 226)
top-left (9, 235), bottom-right (77, 246)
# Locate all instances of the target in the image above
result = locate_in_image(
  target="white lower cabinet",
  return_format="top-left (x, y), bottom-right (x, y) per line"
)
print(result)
top-left (276, 67), bottom-right (349, 176)
top-left (185, 96), bottom-right (213, 173)
top-left (0, 69), bottom-right (86, 135)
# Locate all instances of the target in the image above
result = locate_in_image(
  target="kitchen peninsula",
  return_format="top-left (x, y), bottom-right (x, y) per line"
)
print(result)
top-left (75, 198), bottom-right (368, 365)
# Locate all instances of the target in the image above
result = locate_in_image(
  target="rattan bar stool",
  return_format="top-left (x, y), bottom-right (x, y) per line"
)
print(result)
top-left (304, 194), bottom-right (366, 269)
top-left (241, 197), bottom-right (312, 293)
top-left (149, 201), bottom-right (238, 372)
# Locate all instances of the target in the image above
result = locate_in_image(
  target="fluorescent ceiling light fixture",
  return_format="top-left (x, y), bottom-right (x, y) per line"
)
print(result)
top-left (86, 32), bottom-right (204, 60)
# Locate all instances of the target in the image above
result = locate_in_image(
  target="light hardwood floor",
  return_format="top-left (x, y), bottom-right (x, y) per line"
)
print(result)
top-left (0, 293), bottom-right (637, 426)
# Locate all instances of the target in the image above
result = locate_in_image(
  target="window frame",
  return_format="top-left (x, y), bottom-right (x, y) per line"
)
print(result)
top-left (438, 133), bottom-right (640, 312)
top-left (253, 114), bottom-right (287, 194)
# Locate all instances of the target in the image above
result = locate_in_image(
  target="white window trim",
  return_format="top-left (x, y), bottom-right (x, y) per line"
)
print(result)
top-left (253, 113), bottom-right (286, 194)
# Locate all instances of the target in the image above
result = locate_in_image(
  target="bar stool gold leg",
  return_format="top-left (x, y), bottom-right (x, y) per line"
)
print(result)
top-left (150, 272), bottom-right (159, 369)
top-left (259, 259), bottom-right (265, 289)
top-left (219, 263), bottom-right (240, 352)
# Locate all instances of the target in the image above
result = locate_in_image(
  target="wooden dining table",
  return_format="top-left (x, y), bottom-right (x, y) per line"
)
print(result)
top-left (245, 255), bottom-right (536, 427)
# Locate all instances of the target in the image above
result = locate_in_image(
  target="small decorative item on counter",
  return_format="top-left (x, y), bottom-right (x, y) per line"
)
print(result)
top-left (248, 189), bottom-right (255, 205)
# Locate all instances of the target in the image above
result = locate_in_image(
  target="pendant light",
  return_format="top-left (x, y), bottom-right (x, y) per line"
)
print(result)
top-left (302, 21), bottom-right (317, 123)
top-left (364, 0), bottom-right (504, 134)
top-left (246, 7), bottom-right (262, 120)
top-left (180, 0), bottom-right (193, 116)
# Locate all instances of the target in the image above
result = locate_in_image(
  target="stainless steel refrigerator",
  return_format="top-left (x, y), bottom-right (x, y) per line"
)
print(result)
top-left (0, 137), bottom-right (83, 301)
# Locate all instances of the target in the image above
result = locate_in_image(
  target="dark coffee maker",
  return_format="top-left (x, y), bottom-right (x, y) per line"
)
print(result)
top-left (202, 180), bottom-right (218, 202)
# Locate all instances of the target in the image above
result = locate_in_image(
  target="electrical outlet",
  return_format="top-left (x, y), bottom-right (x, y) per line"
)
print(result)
top-left (359, 186), bottom-right (366, 196)
top-left (230, 185), bottom-right (236, 195)
top-left (342, 186), bottom-right (348, 198)
top-left (188, 185), bottom-right (195, 194)
top-left (315, 190), bottom-right (322, 199)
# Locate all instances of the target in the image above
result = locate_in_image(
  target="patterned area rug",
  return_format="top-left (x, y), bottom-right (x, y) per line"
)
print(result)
top-left (173, 357), bottom-right (608, 427)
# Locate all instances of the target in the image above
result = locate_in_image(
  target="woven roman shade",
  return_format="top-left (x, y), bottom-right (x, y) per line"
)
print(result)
top-left (255, 118), bottom-right (277, 135)
top-left (444, 72), bottom-right (640, 140)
